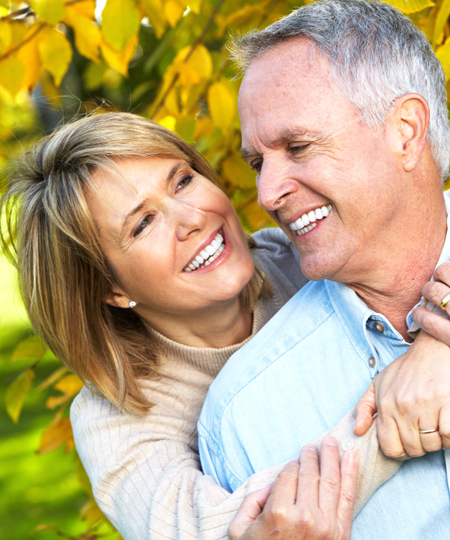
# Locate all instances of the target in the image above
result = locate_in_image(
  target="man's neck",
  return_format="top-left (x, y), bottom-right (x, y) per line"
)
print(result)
top-left (347, 199), bottom-right (447, 341)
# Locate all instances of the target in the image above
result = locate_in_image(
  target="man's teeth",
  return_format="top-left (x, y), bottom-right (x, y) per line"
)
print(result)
top-left (184, 233), bottom-right (224, 272)
top-left (289, 205), bottom-right (332, 235)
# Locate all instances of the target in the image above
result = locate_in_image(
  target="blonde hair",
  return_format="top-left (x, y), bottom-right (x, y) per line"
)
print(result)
top-left (1, 112), bottom-right (272, 415)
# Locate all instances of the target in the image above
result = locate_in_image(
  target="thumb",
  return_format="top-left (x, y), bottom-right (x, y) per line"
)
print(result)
top-left (228, 485), bottom-right (272, 540)
top-left (354, 382), bottom-right (377, 436)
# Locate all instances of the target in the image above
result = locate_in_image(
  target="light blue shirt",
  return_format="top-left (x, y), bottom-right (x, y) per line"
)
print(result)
top-left (198, 194), bottom-right (450, 539)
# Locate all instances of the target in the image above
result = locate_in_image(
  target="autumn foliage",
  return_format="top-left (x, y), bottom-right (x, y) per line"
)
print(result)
top-left (3, 0), bottom-right (450, 537)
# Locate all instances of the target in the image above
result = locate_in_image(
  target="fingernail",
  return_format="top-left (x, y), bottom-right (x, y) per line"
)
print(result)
top-left (303, 444), bottom-right (317, 452)
top-left (345, 450), bottom-right (358, 462)
top-left (324, 436), bottom-right (338, 447)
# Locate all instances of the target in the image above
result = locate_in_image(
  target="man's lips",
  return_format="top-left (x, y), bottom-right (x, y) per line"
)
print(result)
top-left (288, 204), bottom-right (332, 235)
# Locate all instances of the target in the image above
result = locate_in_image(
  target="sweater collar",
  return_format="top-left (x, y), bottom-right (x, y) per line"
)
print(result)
top-left (146, 296), bottom-right (278, 378)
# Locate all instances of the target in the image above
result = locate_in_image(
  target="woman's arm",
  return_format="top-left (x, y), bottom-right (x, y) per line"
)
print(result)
top-left (71, 387), bottom-right (399, 540)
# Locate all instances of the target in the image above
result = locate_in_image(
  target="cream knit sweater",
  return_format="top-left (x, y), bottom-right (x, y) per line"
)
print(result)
top-left (71, 228), bottom-right (400, 540)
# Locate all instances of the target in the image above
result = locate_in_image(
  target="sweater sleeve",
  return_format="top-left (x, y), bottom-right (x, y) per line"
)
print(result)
top-left (71, 387), bottom-right (400, 540)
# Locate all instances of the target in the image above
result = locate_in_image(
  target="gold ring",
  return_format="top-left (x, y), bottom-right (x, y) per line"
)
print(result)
top-left (441, 293), bottom-right (450, 311)
top-left (419, 427), bottom-right (439, 434)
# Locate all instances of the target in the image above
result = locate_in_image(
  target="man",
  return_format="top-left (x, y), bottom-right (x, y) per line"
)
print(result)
top-left (198, 1), bottom-right (450, 537)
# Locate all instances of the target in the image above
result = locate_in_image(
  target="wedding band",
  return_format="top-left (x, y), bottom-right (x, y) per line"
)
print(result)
top-left (441, 293), bottom-right (450, 311)
top-left (419, 427), bottom-right (439, 434)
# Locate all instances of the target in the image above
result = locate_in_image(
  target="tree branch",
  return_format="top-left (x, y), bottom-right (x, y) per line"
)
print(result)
top-left (150, 0), bottom-right (227, 119)
top-left (0, 22), bottom-right (46, 62)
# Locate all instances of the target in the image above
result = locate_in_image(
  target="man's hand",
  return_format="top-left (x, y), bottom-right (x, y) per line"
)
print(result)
top-left (228, 437), bottom-right (358, 540)
top-left (354, 331), bottom-right (450, 458)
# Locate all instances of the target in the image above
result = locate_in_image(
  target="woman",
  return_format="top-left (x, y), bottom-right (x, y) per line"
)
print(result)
top-left (1, 112), bottom-right (447, 540)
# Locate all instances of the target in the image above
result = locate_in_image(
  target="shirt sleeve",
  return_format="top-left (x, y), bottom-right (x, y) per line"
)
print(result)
top-left (72, 388), bottom-right (400, 540)
top-left (199, 408), bottom-right (401, 517)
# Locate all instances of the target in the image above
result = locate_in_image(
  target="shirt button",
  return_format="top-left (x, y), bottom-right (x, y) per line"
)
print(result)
top-left (341, 437), bottom-right (355, 451)
top-left (369, 356), bottom-right (376, 367)
top-left (375, 322), bottom-right (385, 333)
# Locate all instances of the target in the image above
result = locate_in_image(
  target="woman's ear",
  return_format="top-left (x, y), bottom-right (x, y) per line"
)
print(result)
top-left (104, 290), bottom-right (134, 309)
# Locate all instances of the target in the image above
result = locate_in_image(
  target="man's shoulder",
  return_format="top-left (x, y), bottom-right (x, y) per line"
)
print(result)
top-left (198, 279), bottom-right (334, 441)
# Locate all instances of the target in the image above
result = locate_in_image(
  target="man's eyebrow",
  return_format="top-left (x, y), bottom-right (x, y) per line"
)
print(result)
top-left (240, 129), bottom-right (323, 161)
top-left (121, 160), bottom-right (185, 236)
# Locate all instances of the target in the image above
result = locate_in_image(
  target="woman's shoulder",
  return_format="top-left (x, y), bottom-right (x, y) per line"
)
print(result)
top-left (250, 227), bottom-right (309, 297)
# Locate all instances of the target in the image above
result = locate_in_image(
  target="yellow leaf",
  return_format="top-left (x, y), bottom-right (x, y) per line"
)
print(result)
top-left (100, 33), bottom-right (137, 76)
top-left (0, 55), bottom-right (26, 97)
top-left (37, 416), bottom-right (74, 453)
top-left (80, 500), bottom-right (103, 524)
top-left (63, 9), bottom-right (100, 62)
top-left (17, 37), bottom-right (42, 91)
top-left (68, 0), bottom-right (95, 19)
top-left (239, 199), bottom-right (276, 232)
top-left (188, 0), bottom-right (201, 14)
top-left (83, 60), bottom-right (108, 90)
top-left (9, 21), bottom-right (28, 48)
top-left (222, 154), bottom-right (256, 189)
top-left (187, 44), bottom-right (212, 81)
top-left (6, 369), bottom-right (35, 424)
top-left (434, 0), bottom-right (450, 44)
top-left (164, 0), bottom-right (184, 27)
top-left (102, 0), bottom-right (140, 51)
top-left (194, 116), bottom-right (215, 140)
top-left (141, 0), bottom-right (167, 38)
top-left (175, 116), bottom-right (196, 141)
top-left (0, 20), bottom-right (12, 54)
top-left (158, 114), bottom-right (176, 131)
top-left (38, 27), bottom-right (72, 86)
top-left (29, 0), bottom-right (66, 25)
top-left (208, 82), bottom-right (236, 131)
top-left (437, 37), bottom-right (450, 80)
top-left (12, 335), bottom-right (46, 362)
top-left (46, 393), bottom-right (74, 408)
top-left (384, 0), bottom-right (434, 14)
top-left (54, 373), bottom-right (84, 396)
top-left (37, 366), bottom-right (68, 391)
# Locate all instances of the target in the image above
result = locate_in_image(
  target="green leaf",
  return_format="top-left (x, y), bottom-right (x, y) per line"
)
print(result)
top-left (11, 335), bottom-right (46, 361)
top-left (6, 369), bottom-right (35, 423)
top-left (434, 0), bottom-right (450, 44)
top-left (175, 116), bottom-right (196, 142)
top-left (102, 0), bottom-right (140, 51)
top-left (29, 0), bottom-right (66, 26)
top-left (384, 0), bottom-right (434, 14)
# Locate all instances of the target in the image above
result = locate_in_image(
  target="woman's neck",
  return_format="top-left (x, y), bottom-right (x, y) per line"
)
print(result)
top-left (142, 298), bottom-right (253, 348)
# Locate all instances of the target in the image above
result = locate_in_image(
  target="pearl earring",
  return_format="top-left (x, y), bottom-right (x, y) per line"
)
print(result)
top-left (129, 301), bottom-right (137, 309)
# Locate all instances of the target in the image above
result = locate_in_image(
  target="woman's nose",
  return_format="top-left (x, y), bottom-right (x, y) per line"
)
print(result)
top-left (174, 201), bottom-right (206, 241)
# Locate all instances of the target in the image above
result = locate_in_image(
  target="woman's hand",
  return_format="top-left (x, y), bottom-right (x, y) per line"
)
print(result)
top-left (413, 261), bottom-right (450, 347)
top-left (228, 437), bottom-right (358, 540)
top-left (354, 331), bottom-right (450, 458)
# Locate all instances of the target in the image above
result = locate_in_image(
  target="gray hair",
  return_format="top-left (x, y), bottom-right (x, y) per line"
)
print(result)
top-left (230, 0), bottom-right (450, 180)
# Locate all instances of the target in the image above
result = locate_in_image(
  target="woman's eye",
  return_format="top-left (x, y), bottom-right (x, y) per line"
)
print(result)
top-left (133, 214), bottom-right (153, 237)
top-left (176, 175), bottom-right (193, 190)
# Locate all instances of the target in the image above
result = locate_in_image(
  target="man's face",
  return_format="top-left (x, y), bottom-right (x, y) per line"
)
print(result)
top-left (239, 38), bottom-right (408, 284)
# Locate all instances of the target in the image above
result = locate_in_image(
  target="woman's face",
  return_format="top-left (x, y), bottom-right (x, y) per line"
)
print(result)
top-left (88, 156), bottom-right (255, 323)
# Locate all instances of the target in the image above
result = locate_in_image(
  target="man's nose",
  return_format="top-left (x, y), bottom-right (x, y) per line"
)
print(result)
top-left (257, 160), bottom-right (299, 212)
top-left (173, 200), bottom-right (206, 241)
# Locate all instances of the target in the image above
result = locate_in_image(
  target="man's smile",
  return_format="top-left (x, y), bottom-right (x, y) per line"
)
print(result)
top-left (288, 204), bottom-right (332, 236)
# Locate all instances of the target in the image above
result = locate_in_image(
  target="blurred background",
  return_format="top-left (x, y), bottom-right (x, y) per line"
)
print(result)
top-left (1, 0), bottom-right (450, 538)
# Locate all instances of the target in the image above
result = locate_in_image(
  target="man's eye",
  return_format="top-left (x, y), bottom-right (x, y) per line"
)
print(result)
top-left (133, 214), bottom-right (153, 237)
top-left (250, 160), bottom-right (262, 173)
top-left (289, 144), bottom-right (310, 154)
top-left (176, 175), bottom-right (193, 190)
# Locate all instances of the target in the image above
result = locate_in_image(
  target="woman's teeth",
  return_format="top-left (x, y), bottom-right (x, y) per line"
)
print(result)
top-left (289, 205), bottom-right (332, 236)
top-left (184, 233), bottom-right (225, 272)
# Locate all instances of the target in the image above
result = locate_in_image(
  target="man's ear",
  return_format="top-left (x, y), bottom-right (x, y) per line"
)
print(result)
top-left (391, 94), bottom-right (430, 173)
top-left (104, 289), bottom-right (133, 309)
